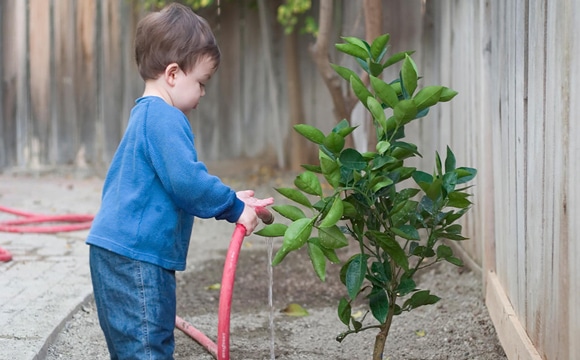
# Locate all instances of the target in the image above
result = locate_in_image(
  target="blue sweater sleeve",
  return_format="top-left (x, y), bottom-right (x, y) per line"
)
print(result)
top-left (143, 101), bottom-right (244, 222)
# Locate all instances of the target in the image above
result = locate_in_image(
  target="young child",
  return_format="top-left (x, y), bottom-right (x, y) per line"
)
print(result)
top-left (86, 3), bottom-right (273, 359)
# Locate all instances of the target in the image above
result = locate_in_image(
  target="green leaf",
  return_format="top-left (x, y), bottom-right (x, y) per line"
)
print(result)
top-left (346, 254), bottom-right (367, 300)
top-left (369, 62), bottom-right (384, 77)
top-left (367, 231), bottom-right (409, 270)
top-left (435, 151), bottom-right (443, 176)
top-left (367, 96), bottom-right (388, 131)
top-left (426, 177), bottom-right (443, 200)
top-left (272, 218), bottom-right (314, 266)
top-left (391, 141), bottom-right (420, 159)
top-left (442, 172), bottom-right (458, 194)
top-left (294, 124), bottom-right (325, 144)
top-left (376, 140), bottom-right (391, 154)
top-left (307, 242), bottom-right (327, 281)
top-left (342, 36), bottom-right (370, 52)
top-left (276, 187), bottom-right (313, 208)
top-left (393, 166), bottom-right (417, 182)
top-left (323, 132), bottom-right (345, 154)
top-left (338, 297), bottom-right (352, 326)
top-left (342, 200), bottom-right (358, 219)
top-left (331, 63), bottom-right (358, 83)
top-left (370, 33), bottom-right (390, 61)
top-left (339, 149), bottom-right (367, 171)
top-left (436, 244), bottom-right (453, 259)
top-left (446, 256), bottom-right (464, 266)
top-left (284, 218), bottom-right (314, 249)
top-left (439, 87), bottom-right (458, 101)
top-left (320, 197), bottom-right (344, 228)
top-left (383, 50), bottom-right (415, 68)
top-left (412, 171), bottom-right (433, 192)
top-left (318, 225), bottom-right (348, 249)
top-left (413, 85), bottom-right (443, 111)
top-left (403, 290), bottom-right (440, 311)
top-left (397, 188), bottom-right (421, 201)
top-left (441, 232), bottom-right (469, 241)
top-left (272, 205), bottom-right (306, 221)
top-left (254, 223), bottom-right (288, 237)
top-left (445, 146), bottom-right (456, 172)
top-left (371, 260), bottom-right (392, 283)
top-left (320, 151), bottom-right (341, 188)
top-left (370, 176), bottom-right (394, 192)
top-left (391, 225), bottom-right (420, 240)
top-left (272, 248), bottom-right (290, 265)
top-left (350, 76), bottom-right (374, 109)
top-left (455, 167), bottom-right (477, 184)
top-left (307, 237), bottom-right (341, 263)
top-left (369, 286), bottom-right (389, 323)
top-left (373, 156), bottom-right (398, 172)
top-left (447, 192), bottom-right (472, 208)
top-left (333, 119), bottom-right (357, 137)
top-left (389, 200), bottom-right (418, 229)
top-left (396, 277), bottom-right (416, 296)
top-left (370, 75), bottom-right (399, 109)
top-left (336, 43), bottom-right (369, 60)
top-left (355, 57), bottom-right (370, 73)
top-left (294, 171), bottom-right (323, 197)
top-left (446, 224), bottom-right (463, 234)
top-left (393, 99), bottom-right (418, 125)
top-left (401, 54), bottom-right (418, 96)
top-left (412, 245), bottom-right (436, 258)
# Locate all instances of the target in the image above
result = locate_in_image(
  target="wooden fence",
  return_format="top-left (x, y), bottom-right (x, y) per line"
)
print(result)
top-left (0, 0), bottom-right (425, 173)
top-left (420, 1), bottom-right (578, 359)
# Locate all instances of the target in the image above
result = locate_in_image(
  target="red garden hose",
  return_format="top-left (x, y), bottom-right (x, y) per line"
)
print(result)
top-left (0, 205), bottom-right (94, 262)
top-left (175, 206), bottom-right (273, 360)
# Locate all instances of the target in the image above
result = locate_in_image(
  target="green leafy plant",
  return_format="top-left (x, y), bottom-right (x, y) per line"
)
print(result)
top-left (256, 33), bottom-right (477, 359)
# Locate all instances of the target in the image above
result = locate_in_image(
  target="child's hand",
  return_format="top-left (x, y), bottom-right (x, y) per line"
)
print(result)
top-left (236, 190), bottom-right (274, 236)
top-left (236, 190), bottom-right (274, 208)
top-left (236, 204), bottom-right (259, 236)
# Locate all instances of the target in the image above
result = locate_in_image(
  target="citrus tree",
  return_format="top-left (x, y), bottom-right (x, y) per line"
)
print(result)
top-left (256, 33), bottom-right (477, 359)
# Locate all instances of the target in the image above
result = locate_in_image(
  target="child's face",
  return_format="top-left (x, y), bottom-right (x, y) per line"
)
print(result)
top-left (170, 57), bottom-right (216, 114)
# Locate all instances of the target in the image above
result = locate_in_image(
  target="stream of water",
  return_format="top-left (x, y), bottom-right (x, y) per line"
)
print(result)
top-left (266, 238), bottom-right (276, 360)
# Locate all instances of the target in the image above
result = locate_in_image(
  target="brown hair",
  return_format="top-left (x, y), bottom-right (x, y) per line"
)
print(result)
top-left (135, 3), bottom-right (220, 80)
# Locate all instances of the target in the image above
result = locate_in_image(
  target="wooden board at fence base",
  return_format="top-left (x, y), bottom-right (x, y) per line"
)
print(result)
top-left (486, 271), bottom-right (542, 360)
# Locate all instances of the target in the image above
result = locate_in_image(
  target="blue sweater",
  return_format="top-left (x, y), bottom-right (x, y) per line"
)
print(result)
top-left (86, 96), bottom-right (244, 271)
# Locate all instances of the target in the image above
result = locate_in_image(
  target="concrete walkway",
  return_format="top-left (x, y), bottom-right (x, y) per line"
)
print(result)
top-left (0, 173), bottom-right (103, 360)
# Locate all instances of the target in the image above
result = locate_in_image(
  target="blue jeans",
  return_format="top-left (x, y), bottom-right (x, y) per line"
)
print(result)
top-left (89, 245), bottom-right (176, 360)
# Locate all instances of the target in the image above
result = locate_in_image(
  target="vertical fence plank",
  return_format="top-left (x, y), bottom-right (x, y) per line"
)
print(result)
top-left (98, 0), bottom-right (125, 163)
top-left (75, 0), bottom-right (97, 167)
top-left (538, 0), bottom-right (571, 357)
top-left (29, 0), bottom-right (51, 167)
top-left (569, 3), bottom-right (580, 358)
top-left (53, 0), bottom-right (78, 165)
top-left (525, 0), bottom-right (547, 347)
top-left (1, 0), bottom-right (28, 168)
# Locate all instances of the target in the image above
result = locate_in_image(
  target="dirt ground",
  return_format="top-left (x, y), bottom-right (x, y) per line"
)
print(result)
top-left (46, 170), bottom-right (507, 360)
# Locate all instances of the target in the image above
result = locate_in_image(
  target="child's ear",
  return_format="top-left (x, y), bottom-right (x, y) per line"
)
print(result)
top-left (164, 63), bottom-right (180, 86)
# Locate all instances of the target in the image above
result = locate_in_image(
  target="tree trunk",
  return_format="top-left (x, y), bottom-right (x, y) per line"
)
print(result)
top-left (372, 301), bottom-right (395, 360)
top-left (310, 0), bottom-right (355, 148)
